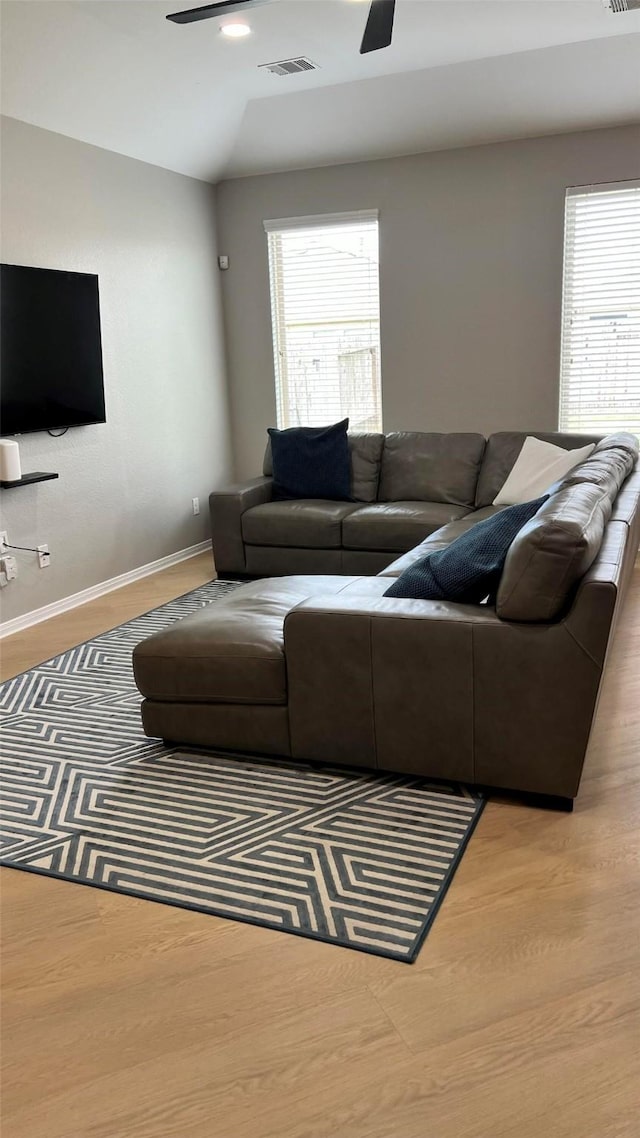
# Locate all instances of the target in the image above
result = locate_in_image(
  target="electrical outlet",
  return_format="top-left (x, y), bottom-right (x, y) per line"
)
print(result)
top-left (0, 531), bottom-right (8, 555)
top-left (192, 497), bottom-right (200, 516)
top-left (1, 555), bottom-right (17, 580)
top-left (0, 569), bottom-right (8, 589)
top-left (37, 544), bottom-right (50, 569)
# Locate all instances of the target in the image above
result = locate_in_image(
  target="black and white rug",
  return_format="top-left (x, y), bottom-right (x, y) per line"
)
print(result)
top-left (0, 580), bottom-right (484, 963)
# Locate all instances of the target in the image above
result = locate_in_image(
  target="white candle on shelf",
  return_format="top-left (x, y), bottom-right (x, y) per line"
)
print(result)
top-left (0, 439), bottom-right (22, 482)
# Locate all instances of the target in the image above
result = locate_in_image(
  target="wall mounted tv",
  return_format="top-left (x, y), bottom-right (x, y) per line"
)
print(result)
top-left (0, 263), bottom-right (106, 435)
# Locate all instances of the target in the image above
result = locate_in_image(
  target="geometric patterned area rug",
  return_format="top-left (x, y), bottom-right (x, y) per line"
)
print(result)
top-left (0, 580), bottom-right (484, 963)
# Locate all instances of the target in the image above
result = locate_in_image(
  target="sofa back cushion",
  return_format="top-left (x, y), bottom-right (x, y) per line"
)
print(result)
top-left (592, 432), bottom-right (639, 461)
top-left (476, 431), bottom-right (603, 508)
top-left (378, 432), bottom-right (486, 507)
top-left (556, 432), bottom-right (638, 497)
top-left (349, 433), bottom-right (385, 502)
top-left (263, 432), bottom-right (384, 503)
top-left (496, 482), bottom-right (613, 622)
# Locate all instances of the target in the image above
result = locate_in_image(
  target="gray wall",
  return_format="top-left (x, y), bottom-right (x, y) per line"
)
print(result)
top-left (0, 117), bottom-right (231, 624)
top-left (216, 125), bottom-right (640, 479)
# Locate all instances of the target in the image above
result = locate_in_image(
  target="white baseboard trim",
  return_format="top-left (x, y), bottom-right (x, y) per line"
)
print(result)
top-left (0, 541), bottom-right (211, 639)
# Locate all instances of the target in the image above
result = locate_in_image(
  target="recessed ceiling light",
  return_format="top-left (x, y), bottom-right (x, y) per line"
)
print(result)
top-left (220, 21), bottom-right (252, 38)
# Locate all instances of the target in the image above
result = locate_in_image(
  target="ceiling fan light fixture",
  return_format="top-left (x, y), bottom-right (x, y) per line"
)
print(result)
top-left (220, 20), bottom-right (252, 37)
top-left (167, 0), bottom-right (396, 54)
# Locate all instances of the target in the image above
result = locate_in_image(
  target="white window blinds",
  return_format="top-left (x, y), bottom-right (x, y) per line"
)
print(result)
top-left (559, 180), bottom-right (640, 437)
top-left (265, 211), bottom-right (382, 431)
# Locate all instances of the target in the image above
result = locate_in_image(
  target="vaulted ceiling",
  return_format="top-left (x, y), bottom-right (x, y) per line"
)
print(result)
top-left (2, 0), bottom-right (639, 182)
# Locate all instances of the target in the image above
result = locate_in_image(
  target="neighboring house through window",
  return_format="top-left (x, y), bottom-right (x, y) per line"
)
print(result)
top-left (264, 211), bottom-right (382, 431)
top-left (559, 180), bottom-right (640, 437)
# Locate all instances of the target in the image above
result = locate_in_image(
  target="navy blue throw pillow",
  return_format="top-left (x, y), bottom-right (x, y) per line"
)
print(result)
top-left (384, 496), bottom-right (548, 603)
top-left (268, 419), bottom-right (351, 501)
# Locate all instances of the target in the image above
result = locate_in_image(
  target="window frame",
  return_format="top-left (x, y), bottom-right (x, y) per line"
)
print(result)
top-left (558, 179), bottom-right (640, 437)
top-left (263, 210), bottom-right (383, 433)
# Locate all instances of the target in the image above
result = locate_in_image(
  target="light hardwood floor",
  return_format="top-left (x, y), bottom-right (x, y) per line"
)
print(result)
top-left (1, 553), bottom-right (639, 1138)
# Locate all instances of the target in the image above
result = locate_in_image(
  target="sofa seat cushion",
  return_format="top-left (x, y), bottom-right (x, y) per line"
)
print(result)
top-left (133, 577), bottom-right (358, 706)
top-left (242, 500), bottom-right (361, 549)
top-left (379, 506), bottom-right (505, 577)
top-left (342, 502), bottom-right (471, 552)
top-left (378, 432), bottom-right (486, 506)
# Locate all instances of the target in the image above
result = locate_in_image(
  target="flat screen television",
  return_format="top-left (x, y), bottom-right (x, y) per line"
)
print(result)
top-left (0, 263), bottom-right (106, 435)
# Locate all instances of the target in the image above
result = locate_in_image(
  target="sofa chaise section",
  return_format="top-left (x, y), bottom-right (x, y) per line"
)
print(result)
top-left (134, 575), bottom-right (363, 757)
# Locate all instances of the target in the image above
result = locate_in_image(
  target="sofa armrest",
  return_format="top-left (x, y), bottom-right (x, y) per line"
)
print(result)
top-left (209, 476), bottom-right (273, 574)
top-left (284, 595), bottom-right (499, 778)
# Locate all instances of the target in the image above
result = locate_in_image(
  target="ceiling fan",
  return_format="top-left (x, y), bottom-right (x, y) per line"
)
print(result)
top-left (166, 0), bottom-right (396, 55)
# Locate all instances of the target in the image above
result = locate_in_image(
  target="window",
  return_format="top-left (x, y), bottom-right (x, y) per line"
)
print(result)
top-left (559, 180), bottom-right (640, 436)
top-left (265, 211), bottom-right (382, 431)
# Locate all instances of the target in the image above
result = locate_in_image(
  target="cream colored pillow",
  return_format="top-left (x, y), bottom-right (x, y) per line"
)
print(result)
top-left (493, 437), bottom-right (595, 506)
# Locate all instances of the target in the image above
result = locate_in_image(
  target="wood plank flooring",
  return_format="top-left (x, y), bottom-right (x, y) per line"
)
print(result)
top-left (1, 554), bottom-right (638, 1138)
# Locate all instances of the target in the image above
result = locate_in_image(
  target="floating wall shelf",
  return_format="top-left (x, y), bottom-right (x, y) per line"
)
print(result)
top-left (0, 472), bottom-right (59, 489)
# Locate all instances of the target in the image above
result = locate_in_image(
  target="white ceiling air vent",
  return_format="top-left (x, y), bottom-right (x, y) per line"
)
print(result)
top-left (258, 57), bottom-right (319, 77)
top-left (602, 0), bottom-right (640, 11)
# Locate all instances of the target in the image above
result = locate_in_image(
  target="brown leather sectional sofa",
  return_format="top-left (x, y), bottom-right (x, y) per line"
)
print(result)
top-left (133, 430), bottom-right (640, 805)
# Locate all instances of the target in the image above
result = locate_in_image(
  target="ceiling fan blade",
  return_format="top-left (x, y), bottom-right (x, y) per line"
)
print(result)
top-left (359, 0), bottom-right (395, 54)
top-left (167, 0), bottom-right (267, 26)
